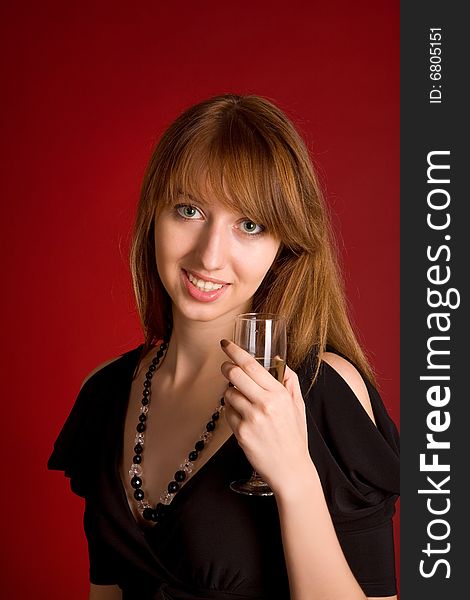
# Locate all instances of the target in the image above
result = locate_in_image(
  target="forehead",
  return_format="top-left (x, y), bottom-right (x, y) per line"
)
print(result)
top-left (170, 163), bottom-right (256, 211)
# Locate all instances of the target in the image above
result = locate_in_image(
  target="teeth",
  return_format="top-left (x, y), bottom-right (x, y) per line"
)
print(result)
top-left (187, 271), bottom-right (224, 291)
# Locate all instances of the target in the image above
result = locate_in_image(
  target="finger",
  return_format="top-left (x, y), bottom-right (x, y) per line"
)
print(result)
top-left (283, 364), bottom-right (305, 407)
top-left (220, 339), bottom-right (282, 391)
top-left (221, 360), bottom-right (267, 405)
top-left (283, 363), bottom-right (296, 383)
top-left (223, 400), bottom-right (242, 432)
top-left (223, 385), bottom-right (252, 419)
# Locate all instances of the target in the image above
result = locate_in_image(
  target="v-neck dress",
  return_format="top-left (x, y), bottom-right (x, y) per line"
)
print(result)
top-left (48, 343), bottom-right (400, 599)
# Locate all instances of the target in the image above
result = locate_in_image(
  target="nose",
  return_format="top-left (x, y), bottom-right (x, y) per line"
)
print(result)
top-left (194, 221), bottom-right (230, 273)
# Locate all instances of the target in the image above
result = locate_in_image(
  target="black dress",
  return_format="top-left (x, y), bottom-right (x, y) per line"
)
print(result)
top-left (48, 344), bottom-right (399, 599)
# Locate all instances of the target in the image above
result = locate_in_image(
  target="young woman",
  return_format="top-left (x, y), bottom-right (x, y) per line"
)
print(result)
top-left (49, 94), bottom-right (399, 600)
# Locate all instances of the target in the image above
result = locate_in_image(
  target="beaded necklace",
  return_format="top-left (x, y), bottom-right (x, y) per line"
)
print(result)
top-left (128, 333), bottom-right (227, 524)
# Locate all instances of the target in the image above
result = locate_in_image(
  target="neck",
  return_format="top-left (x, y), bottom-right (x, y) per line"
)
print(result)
top-left (160, 304), bottom-right (250, 387)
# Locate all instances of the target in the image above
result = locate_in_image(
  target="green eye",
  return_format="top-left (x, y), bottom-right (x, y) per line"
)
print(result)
top-left (240, 220), bottom-right (264, 235)
top-left (175, 204), bottom-right (200, 218)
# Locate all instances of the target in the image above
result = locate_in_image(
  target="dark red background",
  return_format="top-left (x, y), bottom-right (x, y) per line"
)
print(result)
top-left (0, 2), bottom-right (399, 598)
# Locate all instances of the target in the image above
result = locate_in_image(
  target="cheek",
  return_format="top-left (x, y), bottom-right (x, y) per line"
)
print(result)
top-left (154, 222), bottom-right (174, 276)
top-left (238, 243), bottom-right (279, 286)
top-left (155, 216), bottom-right (192, 250)
top-left (154, 220), bottom-right (193, 282)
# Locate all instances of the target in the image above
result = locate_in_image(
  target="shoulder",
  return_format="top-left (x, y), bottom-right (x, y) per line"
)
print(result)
top-left (79, 344), bottom-right (148, 391)
top-left (321, 351), bottom-right (377, 426)
top-left (79, 356), bottom-right (124, 391)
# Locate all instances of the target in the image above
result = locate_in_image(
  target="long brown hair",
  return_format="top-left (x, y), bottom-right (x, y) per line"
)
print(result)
top-left (129, 93), bottom-right (377, 392)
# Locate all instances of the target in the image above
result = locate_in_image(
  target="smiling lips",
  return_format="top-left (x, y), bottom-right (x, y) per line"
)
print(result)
top-left (186, 271), bottom-right (225, 291)
top-left (182, 269), bottom-right (230, 302)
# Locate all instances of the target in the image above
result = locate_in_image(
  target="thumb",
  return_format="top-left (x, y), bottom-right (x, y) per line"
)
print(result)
top-left (283, 364), bottom-right (303, 400)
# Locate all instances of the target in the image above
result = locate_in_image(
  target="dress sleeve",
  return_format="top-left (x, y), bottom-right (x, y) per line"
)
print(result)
top-left (48, 346), bottom-right (145, 587)
top-left (47, 372), bottom-right (106, 498)
top-left (297, 350), bottom-right (400, 597)
top-left (47, 345), bottom-right (144, 497)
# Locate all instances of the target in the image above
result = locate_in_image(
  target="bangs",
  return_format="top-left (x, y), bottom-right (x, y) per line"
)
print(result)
top-left (158, 117), bottom-right (299, 242)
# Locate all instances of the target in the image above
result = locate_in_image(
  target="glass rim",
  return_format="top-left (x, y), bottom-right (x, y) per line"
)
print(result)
top-left (235, 312), bottom-right (286, 322)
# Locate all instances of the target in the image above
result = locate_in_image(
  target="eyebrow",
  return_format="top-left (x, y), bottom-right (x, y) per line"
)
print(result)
top-left (177, 190), bottom-right (212, 206)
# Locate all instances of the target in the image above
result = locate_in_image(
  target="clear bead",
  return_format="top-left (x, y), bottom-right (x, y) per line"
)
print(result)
top-left (202, 431), bottom-right (213, 442)
top-left (135, 433), bottom-right (145, 445)
top-left (138, 500), bottom-right (151, 511)
top-left (140, 405), bottom-right (149, 415)
top-left (129, 464), bottom-right (143, 477)
top-left (181, 460), bottom-right (194, 474)
top-left (159, 491), bottom-right (174, 505)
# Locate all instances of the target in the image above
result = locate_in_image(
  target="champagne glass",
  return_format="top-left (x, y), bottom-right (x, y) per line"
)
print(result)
top-left (229, 313), bottom-right (287, 496)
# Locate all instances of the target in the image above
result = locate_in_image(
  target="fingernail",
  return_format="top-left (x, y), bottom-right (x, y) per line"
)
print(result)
top-left (220, 339), bottom-right (230, 347)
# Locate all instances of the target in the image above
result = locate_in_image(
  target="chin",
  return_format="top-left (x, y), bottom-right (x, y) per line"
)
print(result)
top-left (173, 299), bottom-right (243, 326)
top-left (183, 300), bottom-right (229, 317)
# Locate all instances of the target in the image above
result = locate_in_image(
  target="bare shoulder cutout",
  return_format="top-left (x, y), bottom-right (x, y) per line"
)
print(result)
top-left (321, 351), bottom-right (377, 426)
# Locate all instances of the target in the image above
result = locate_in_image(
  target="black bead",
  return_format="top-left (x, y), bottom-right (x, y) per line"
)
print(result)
top-left (212, 412), bottom-right (219, 421)
top-left (174, 470), bottom-right (186, 482)
top-left (143, 388), bottom-right (150, 397)
top-left (220, 397), bottom-right (225, 406)
top-left (142, 396), bottom-right (149, 405)
top-left (139, 414), bottom-right (147, 423)
top-left (134, 488), bottom-right (144, 501)
top-left (130, 476), bottom-right (142, 489)
top-left (206, 420), bottom-right (215, 432)
top-left (149, 363), bottom-right (156, 372)
top-left (155, 503), bottom-right (167, 519)
top-left (143, 507), bottom-right (155, 521)
top-left (143, 380), bottom-right (151, 388)
top-left (157, 349), bottom-right (164, 358)
top-left (159, 343), bottom-right (166, 350)
top-left (146, 371), bottom-right (153, 380)
top-left (188, 450), bottom-right (198, 461)
top-left (134, 444), bottom-right (143, 454)
top-left (133, 454), bottom-right (142, 464)
top-left (195, 440), bottom-right (204, 452)
top-left (168, 480), bottom-right (179, 494)
top-left (136, 422), bottom-right (146, 433)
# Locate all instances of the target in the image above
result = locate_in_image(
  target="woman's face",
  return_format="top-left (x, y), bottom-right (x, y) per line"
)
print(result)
top-left (154, 188), bottom-right (281, 325)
